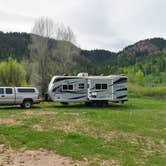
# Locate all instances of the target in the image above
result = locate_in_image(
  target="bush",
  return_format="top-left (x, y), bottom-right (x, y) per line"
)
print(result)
top-left (0, 59), bottom-right (27, 86)
top-left (128, 83), bottom-right (166, 98)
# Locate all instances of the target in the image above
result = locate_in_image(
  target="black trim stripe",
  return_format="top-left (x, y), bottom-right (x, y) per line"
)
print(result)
top-left (117, 95), bottom-right (127, 99)
top-left (69, 95), bottom-right (87, 100)
top-left (55, 90), bottom-right (86, 94)
top-left (116, 88), bottom-right (128, 92)
top-left (54, 77), bottom-right (80, 83)
top-left (114, 78), bottom-right (127, 84)
top-left (52, 85), bottom-right (62, 92)
top-left (89, 90), bottom-right (107, 93)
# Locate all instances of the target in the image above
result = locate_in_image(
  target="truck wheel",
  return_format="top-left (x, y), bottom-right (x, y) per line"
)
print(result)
top-left (22, 100), bottom-right (32, 109)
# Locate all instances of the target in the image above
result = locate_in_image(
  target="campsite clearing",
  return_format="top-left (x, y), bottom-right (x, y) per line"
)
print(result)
top-left (0, 98), bottom-right (165, 166)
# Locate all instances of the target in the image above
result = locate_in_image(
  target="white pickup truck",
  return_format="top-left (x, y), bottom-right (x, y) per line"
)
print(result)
top-left (0, 87), bottom-right (40, 108)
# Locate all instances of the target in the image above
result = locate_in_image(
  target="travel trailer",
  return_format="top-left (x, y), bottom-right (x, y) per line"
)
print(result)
top-left (48, 73), bottom-right (128, 106)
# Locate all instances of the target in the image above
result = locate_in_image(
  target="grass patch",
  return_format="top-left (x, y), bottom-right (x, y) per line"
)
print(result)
top-left (0, 97), bottom-right (166, 165)
top-left (129, 83), bottom-right (166, 98)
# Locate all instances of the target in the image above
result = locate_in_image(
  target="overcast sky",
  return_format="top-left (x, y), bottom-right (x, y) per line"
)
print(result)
top-left (0, 0), bottom-right (166, 52)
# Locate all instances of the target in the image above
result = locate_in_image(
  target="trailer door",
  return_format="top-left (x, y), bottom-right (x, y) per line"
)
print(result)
top-left (88, 79), bottom-right (113, 101)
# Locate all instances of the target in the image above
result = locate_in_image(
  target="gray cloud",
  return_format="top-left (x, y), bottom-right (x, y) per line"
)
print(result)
top-left (0, 0), bottom-right (166, 51)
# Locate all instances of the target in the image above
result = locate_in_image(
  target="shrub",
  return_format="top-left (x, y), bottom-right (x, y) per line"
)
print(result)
top-left (128, 83), bottom-right (166, 98)
top-left (0, 59), bottom-right (27, 86)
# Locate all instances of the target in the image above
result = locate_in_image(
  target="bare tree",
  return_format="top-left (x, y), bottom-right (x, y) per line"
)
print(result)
top-left (32, 17), bottom-right (55, 38)
top-left (29, 17), bottom-right (80, 95)
top-left (30, 17), bottom-right (56, 95)
top-left (56, 23), bottom-right (76, 44)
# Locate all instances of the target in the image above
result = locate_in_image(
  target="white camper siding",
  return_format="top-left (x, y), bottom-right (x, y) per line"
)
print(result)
top-left (113, 77), bottom-right (128, 101)
top-left (48, 74), bottom-right (128, 103)
top-left (88, 78), bottom-right (113, 100)
top-left (48, 77), bottom-right (87, 102)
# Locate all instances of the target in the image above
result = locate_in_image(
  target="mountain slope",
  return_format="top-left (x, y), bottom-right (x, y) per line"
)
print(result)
top-left (80, 49), bottom-right (116, 65)
top-left (0, 31), bottom-right (166, 68)
top-left (0, 31), bottom-right (30, 60)
top-left (116, 38), bottom-right (166, 66)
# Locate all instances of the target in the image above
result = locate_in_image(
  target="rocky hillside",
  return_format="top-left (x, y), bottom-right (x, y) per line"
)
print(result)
top-left (81, 38), bottom-right (166, 66)
top-left (120, 38), bottom-right (166, 56)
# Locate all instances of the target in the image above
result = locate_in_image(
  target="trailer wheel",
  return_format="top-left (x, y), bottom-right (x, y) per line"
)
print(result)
top-left (22, 100), bottom-right (32, 109)
top-left (60, 102), bottom-right (68, 106)
top-left (96, 101), bottom-right (108, 107)
top-left (85, 102), bottom-right (92, 106)
top-left (102, 101), bottom-right (108, 107)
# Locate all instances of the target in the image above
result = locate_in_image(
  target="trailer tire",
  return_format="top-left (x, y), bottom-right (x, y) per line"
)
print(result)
top-left (102, 101), bottom-right (108, 107)
top-left (60, 102), bottom-right (68, 106)
top-left (85, 102), bottom-right (92, 106)
top-left (96, 101), bottom-right (108, 107)
top-left (22, 100), bottom-right (33, 109)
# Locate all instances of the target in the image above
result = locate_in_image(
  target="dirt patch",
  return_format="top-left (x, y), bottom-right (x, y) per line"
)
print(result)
top-left (81, 157), bottom-right (120, 166)
top-left (0, 119), bottom-right (21, 126)
top-left (53, 118), bottom-right (85, 133)
top-left (31, 118), bottom-right (86, 133)
top-left (24, 111), bottom-right (58, 116)
top-left (141, 137), bottom-right (166, 157)
top-left (0, 145), bottom-right (87, 166)
top-left (0, 145), bottom-right (119, 166)
top-left (32, 125), bottom-right (44, 132)
top-left (63, 112), bottom-right (80, 116)
top-left (100, 159), bottom-right (120, 166)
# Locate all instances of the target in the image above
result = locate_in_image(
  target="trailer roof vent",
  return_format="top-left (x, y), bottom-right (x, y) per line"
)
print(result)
top-left (77, 73), bottom-right (88, 77)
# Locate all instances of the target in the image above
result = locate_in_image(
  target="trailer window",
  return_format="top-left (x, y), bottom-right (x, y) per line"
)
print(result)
top-left (63, 85), bottom-right (68, 90)
top-left (62, 85), bottom-right (73, 90)
top-left (102, 84), bottom-right (107, 89)
top-left (79, 83), bottom-right (84, 89)
top-left (6, 88), bottom-right (13, 94)
top-left (0, 88), bottom-right (4, 94)
top-left (95, 84), bottom-right (107, 89)
top-left (95, 84), bottom-right (101, 89)
top-left (69, 85), bottom-right (73, 90)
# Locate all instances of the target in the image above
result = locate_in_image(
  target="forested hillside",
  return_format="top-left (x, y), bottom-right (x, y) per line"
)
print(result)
top-left (82, 38), bottom-right (166, 86)
top-left (0, 31), bottom-right (166, 95)
top-left (0, 31), bottom-right (30, 60)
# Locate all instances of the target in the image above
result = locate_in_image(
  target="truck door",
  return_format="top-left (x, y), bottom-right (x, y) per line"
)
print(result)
top-left (2, 88), bottom-right (15, 104)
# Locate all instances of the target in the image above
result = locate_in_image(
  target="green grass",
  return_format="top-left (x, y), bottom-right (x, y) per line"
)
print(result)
top-left (129, 83), bottom-right (166, 98)
top-left (0, 98), bottom-right (166, 165)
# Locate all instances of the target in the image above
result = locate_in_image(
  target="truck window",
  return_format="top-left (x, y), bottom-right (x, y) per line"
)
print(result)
top-left (0, 88), bottom-right (4, 94)
top-left (6, 88), bottom-right (13, 94)
top-left (18, 88), bottom-right (35, 93)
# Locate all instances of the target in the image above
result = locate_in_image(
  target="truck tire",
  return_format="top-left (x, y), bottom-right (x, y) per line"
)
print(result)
top-left (22, 100), bottom-right (32, 109)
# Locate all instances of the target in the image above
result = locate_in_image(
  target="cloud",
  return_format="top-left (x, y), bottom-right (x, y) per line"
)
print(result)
top-left (0, 10), bottom-right (35, 32)
top-left (0, 0), bottom-right (166, 51)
